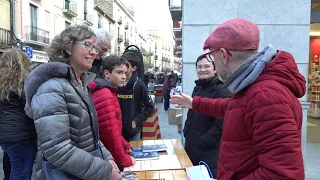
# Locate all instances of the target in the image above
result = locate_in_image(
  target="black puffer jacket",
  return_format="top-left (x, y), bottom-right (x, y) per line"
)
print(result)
top-left (184, 75), bottom-right (231, 178)
top-left (0, 91), bottom-right (36, 143)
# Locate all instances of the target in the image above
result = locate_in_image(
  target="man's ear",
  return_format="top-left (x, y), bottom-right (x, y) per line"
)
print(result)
top-left (132, 66), bottom-right (137, 71)
top-left (220, 48), bottom-right (229, 65)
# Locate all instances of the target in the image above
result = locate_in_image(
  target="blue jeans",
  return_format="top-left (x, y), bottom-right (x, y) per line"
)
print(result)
top-left (0, 138), bottom-right (37, 180)
top-left (129, 131), bottom-right (141, 141)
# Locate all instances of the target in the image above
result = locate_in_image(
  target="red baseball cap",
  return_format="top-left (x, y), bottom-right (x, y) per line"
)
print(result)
top-left (203, 18), bottom-right (260, 51)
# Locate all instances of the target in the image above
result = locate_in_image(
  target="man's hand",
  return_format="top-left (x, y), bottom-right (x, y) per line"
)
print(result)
top-left (170, 93), bottom-right (193, 109)
top-left (108, 167), bottom-right (122, 180)
top-left (132, 120), bottom-right (137, 128)
top-left (108, 160), bottom-right (120, 173)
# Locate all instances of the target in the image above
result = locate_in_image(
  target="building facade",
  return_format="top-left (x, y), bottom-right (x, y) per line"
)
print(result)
top-left (12, 0), bottom-right (95, 67)
top-left (169, 0), bottom-right (182, 70)
top-left (148, 29), bottom-right (175, 73)
top-left (14, 0), bottom-right (54, 67)
top-left (0, 0), bottom-right (11, 53)
top-left (113, 0), bottom-right (135, 55)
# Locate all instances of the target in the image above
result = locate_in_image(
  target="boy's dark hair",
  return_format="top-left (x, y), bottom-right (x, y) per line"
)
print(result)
top-left (195, 54), bottom-right (215, 69)
top-left (121, 45), bottom-right (145, 82)
top-left (121, 52), bottom-right (139, 67)
top-left (101, 55), bottom-right (129, 76)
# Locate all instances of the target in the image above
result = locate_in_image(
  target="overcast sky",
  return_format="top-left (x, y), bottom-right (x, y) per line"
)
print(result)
top-left (121, 0), bottom-right (175, 41)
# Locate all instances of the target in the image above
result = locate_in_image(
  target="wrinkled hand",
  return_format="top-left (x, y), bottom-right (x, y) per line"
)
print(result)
top-left (108, 165), bottom-right (122, 180)
top-left (108, 160), bottom-right (120, 173)
top-left (132, 120), bottom-right (137, 128)
top-left (130, 156), bottom-right (136, 165)
top-left (170, 93), bottom-right (193, 109)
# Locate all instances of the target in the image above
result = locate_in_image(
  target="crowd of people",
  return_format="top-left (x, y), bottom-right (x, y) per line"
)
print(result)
top-left (0, 26), bottom-right (154, 180)
top-left (0, 18), bottom-right (307, 180)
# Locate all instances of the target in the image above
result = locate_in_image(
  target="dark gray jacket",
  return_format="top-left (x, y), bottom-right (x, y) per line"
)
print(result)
top-left (25, 62), bottom-right (113, 180)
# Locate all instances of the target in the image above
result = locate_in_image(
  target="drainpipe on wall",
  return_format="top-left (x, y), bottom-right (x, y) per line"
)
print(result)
top-left (10, 0), bottom-right (22, 50)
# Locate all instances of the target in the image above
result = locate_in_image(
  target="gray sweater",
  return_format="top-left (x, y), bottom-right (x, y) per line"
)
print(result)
top-left (25, 62), bottom-right (113, 180)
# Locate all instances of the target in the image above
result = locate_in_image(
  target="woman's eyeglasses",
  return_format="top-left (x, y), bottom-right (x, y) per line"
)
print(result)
top-left (74, 41), bottom-right (96, 52)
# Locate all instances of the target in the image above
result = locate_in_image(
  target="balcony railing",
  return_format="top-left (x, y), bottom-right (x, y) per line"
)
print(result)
top-left (25, 26), bottom-right (50, 45)
top-left (0, 28), bottom-right (12, 48)
top-left (63, 0), bottom-right (77, 17)
top-left (84, 13), bottom-right (93, 26)
top-left (118, 17), bottom-right (122, 24)
top-left (124, 39), bottom-right (129, 46)
top-left (117, 34), bottom-right (123, 43)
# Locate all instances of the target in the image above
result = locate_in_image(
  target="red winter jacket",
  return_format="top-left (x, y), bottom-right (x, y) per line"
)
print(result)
top-left (192, 51), bottom-right (306, 180)
top-left (88, 78), bottom-right (133, 167)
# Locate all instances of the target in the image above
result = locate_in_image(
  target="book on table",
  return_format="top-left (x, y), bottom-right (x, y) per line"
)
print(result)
top-left (132, 151), bottom-right (159, 161)
top-left (132, 144), bottom-right (167, 152)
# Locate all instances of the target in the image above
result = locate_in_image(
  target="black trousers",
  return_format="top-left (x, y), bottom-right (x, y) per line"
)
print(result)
top-left (163, 93), bottom-right (170, 111)
top-left (3, 151), bottom-right (10, 180)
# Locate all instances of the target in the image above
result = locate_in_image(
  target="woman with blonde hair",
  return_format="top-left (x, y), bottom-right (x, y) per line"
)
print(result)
top-left (0, 49), bottom-right (37, 180)
top-left (24, 25), bottom-right (121, 180)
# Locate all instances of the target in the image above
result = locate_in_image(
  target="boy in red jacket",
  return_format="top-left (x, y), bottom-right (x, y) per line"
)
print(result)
top-left (89, 55), bottom-right (136, 169)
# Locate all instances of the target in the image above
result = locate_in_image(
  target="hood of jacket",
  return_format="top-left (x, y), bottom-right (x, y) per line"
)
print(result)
top-left (224, 45), bottom-right (306, 98)
top-left (24, 62), bottom-right (96, 117)
top-left (88, 78), bottom-right (116, 92)
top-left (256, 50), bottom-right (306, 98)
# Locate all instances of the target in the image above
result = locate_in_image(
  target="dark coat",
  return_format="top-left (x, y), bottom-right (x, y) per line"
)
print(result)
top-left (184, 75), bottom-right (230, 178)
top-left (0, 91), bottom-right (36, 143)
top-left (118, 72), bottom-right (154, 140)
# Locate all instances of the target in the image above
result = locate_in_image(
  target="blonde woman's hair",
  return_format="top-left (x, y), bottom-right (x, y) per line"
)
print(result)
top-left (0, 49), bottom-right (31, 100)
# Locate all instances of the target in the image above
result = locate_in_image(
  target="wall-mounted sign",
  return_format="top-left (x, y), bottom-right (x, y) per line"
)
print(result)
top-left (32, 52), bottom-right (49, 63)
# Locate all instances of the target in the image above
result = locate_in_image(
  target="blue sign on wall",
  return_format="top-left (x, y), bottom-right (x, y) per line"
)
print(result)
top-left (25, 46), bottom-right (33, 59)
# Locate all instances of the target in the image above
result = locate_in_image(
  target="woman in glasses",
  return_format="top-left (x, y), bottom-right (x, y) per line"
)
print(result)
top-left (24, 25), bottom-right (121, 180)
top-left (183, 54), bottom-right (231, 179)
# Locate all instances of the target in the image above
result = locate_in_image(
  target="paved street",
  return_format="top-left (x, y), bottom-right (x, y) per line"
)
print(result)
top-left (0, 103), bottom-right (319, 179)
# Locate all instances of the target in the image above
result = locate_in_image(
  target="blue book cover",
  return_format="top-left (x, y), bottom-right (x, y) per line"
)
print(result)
top-left (132, 144), bottom-right (167, 153)
top-left (132, 151), bottom-right (159, 160)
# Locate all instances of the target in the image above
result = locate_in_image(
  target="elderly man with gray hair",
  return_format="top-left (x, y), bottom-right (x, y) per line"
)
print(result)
top-left (90, 28), bottom-right (112, 77)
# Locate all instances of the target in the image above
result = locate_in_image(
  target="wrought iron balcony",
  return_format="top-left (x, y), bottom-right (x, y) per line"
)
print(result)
top-left (84, 13), bottom-right (93, 26)
top-left (63, 0), bottom-right (77, 17)
top-left (117, 34), bottom-right (123, 43)
top-left (0, 28), bottom-right (12, 48)
top-left (124, 39), bottom-right (129, 46)
top-left (118, 17), bottom-right (122, 24)
top-left (25, 26), bottom-right (50, 45)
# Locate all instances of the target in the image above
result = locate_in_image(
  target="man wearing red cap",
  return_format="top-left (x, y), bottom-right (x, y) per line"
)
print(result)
top-left (171, 18), bottom-right (305, 179)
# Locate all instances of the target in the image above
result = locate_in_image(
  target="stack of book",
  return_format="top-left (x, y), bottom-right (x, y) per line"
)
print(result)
top-left (132, 144), bottom-right (167, 160)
